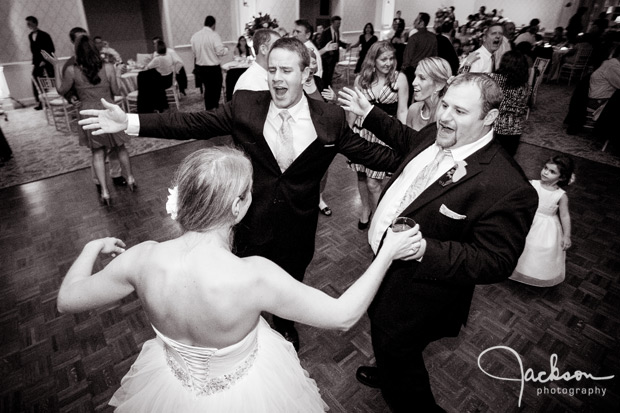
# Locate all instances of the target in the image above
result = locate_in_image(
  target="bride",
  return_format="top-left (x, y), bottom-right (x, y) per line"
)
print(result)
top-left (57, 146), bottom-right (421, 412)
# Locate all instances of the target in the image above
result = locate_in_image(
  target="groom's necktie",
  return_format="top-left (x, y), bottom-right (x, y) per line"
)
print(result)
top-left (394, 148), bottom-right (452, 217)
top-left (275, 110), bottom-right (295, 172)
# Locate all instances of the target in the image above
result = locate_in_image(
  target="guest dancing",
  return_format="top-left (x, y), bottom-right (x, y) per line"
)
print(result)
top-left (511, 155), bottom-right (574, 286)
top-left (56, 35), bottom-right (136, 206)
top-left (348, 41), bottom-right (408, 230)
top-left (489, 50), bottom-right (531, 157)
top-left (79, 37), bottom-right (402, 351)
top-left (406, 57), bottom-right (452, 131)
top-left (349, 23), bottom-right (378, 74)
top-left (57, 146), bottom-right (421, 412)
top-left (339, 73), bottom-right (537, 411)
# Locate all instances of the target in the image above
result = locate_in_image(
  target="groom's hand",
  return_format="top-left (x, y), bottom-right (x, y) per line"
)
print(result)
top-left (79, 98), bottom-right (129, 135)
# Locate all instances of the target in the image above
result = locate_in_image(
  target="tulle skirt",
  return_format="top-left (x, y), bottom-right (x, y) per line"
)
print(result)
top-left (110, 318), bottom-right (328, 412)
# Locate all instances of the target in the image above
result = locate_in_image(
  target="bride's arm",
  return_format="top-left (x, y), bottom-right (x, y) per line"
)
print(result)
top-left (251, 227), bottom-right (422, 331)
top-left (57, 238), bottom-right (145, 313)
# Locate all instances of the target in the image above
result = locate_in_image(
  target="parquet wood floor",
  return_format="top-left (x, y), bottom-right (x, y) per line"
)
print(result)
top-left (1, 136), bottom-right (618, 412)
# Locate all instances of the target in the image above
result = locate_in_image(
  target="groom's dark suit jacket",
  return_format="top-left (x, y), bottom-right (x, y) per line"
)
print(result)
top-left (362, 107), bottom-right (537, 340)
top-left (138, 90), bottom-right (401, 278)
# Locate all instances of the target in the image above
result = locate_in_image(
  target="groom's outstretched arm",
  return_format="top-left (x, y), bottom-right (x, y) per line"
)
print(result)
top-left (79, 98), bottom-right (234, 141)
top-left (138, 103), bottom-right (234, 141)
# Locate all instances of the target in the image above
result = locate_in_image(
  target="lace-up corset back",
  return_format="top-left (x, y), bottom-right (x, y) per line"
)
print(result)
top-left (152, 323), bottom-right (259, 396)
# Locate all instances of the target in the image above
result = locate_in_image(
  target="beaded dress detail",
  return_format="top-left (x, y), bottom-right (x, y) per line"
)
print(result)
top-left (110, 317), bottom-right (327, 412)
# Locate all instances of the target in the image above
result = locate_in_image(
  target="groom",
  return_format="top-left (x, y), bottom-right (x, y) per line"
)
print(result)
top-left (78, 37), bottom-right (402, 351)
top-left (339, 73), bottom-right (537, 411)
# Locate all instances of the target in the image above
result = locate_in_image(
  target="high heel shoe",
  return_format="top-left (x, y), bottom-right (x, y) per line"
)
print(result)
top-left (127, 179), bottom-right (137, 192)
top-left (100, 194), bottom-right (112, 207)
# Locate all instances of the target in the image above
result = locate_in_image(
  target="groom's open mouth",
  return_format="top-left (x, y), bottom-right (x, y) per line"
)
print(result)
top-left (273, 85), bottom-right (288, 97)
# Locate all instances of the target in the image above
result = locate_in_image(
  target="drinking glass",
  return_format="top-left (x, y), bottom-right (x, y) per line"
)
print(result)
top-left (391, 217), bottom-right (417, 232)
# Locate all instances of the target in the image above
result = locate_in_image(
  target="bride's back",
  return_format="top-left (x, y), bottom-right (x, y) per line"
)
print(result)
top-left (134, 236), bottom-right (261, 350)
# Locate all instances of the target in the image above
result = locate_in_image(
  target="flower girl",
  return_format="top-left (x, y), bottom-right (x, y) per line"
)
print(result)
top-left (510, 155), bottom-right (575, 286)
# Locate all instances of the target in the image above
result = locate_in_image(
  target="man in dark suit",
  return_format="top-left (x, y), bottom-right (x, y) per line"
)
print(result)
top-left (79, 37), bottom-right (401, 351)
top-left (318, 15), bottom-right (349, 87)
top-left (436, 21), bottom-right (460, 75)
top-left (26, 16), bottom-right (55, 110)
top-left (339, 73), bottom-right (538, 412)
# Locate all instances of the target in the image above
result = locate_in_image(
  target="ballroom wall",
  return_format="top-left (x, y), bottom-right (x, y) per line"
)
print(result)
top-left (0, 0), bottom-right (583, 104)
top-left (0, 0), bottom-right (87, 106)
top-left (394, 0), bottom-right (578, 32)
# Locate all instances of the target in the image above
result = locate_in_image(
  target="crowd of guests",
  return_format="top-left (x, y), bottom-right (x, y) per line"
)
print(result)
top-left (15, 6), bottom-right (601, 411)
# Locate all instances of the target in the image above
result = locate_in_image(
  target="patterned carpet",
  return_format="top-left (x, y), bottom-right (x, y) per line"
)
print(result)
top-left (0, 88), bottom-right (205, 190)
top-left (0, 76), bottom-right (618, 190)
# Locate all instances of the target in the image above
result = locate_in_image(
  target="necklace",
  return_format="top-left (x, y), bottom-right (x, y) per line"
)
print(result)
top-left (420, 104), bottom-right (430, 121)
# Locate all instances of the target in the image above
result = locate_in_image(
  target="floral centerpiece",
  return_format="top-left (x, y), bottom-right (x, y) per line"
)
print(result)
top-left (245, 12), bottom-right (279, 38)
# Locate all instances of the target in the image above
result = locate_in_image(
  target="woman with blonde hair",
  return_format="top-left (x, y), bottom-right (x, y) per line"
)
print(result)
top-left (347, 41), bottom-right (408, 229)
top-left (406, 57), bottom-right (452, 131)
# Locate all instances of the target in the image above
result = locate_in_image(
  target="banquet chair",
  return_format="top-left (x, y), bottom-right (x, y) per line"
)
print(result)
top-left (37, 77), bottom-right (78, 133)
top-left (165, 71), bottom-right (180, 110)
top-left (529, 58), bottom-right (550, 107)
top-left (32, 76), bottom-right (57, 126)
top-left (114, 94), bottom-right (127, 112)
top-left (126, 90), bottom-right (139, 113)
top-left (557, 47), bottom-right (592, 86)
top-left (336, 47), bottom-right (359, 85)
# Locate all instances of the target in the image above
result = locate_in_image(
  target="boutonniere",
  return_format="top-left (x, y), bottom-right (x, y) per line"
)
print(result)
top-left (438, 160), bottom-right (468, 187)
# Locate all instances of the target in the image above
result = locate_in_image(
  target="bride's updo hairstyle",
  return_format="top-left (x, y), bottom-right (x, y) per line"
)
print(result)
top-left (174, 147), bottom-right (253, 232)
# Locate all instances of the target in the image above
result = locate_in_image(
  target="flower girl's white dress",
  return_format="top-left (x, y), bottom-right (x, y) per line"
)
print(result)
top-left (110, 317), bottom-right (328, 412)
top-left (510, 180), bottom-right (566, 287)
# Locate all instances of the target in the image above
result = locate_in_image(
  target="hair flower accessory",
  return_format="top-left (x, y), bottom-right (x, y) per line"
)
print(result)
top-left (166, 186), bottom-right (179, 220)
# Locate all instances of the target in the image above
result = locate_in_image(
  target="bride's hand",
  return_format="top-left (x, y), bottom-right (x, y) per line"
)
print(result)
top-left (380, 225), bottom-right (423, 261)
top-left (79, 98), bottom-right (129, 135)
top-left (338, 87), bottom-right (372, 117)
top-left (90, 237), bottom-right (126, 257)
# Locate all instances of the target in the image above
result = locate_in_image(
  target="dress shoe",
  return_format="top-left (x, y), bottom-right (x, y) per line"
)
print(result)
top-left (356, 366), bottom-right (382, 388)
top-left (33, 104), bottom-right (43, 111)
top-left (319, 206), bottom-right (332, 216)
top-left (281, 327), bottom-right (300, 352)
top-left (358, 219), bottom-right (369, 230)
top-left (112, 176), bottom-right (127, 186)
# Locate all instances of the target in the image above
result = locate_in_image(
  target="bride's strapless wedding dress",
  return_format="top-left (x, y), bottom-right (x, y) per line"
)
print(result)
top-left (110, 317), bottom-right (328, 412)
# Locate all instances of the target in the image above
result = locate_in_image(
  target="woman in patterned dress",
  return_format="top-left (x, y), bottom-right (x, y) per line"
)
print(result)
top-left (489, 50), bottom-right (531, 157)
top-left (347, 41), bottom-right (408, 229)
